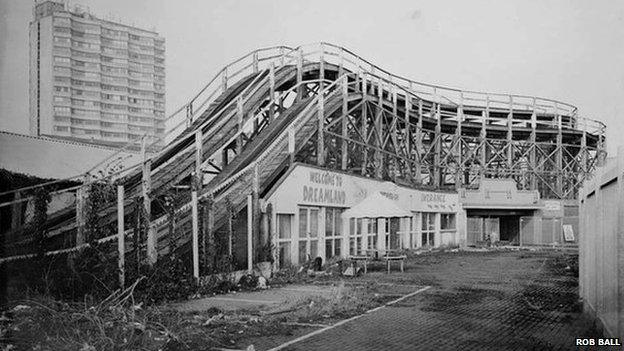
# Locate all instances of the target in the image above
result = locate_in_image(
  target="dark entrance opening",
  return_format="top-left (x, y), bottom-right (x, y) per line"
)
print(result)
top-left (466, 209), bottom-right (534, 246)
top-left (499, 215), bottom-right (520, 243)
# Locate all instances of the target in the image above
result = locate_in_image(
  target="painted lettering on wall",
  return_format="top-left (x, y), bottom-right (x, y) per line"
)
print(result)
top-left (302, 185), bottom-right (346, 205)
top-left (309, 171), bottom-right (343, 187)
top-left (421, 193), bottom-right (446, 203)
top-left (380, 191), bottom-right (399, 201)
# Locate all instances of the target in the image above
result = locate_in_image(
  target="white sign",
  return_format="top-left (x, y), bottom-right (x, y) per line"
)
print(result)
top-left (563, 225), bottom-right (575, 242)
top-left (266, 164), bottom-right (460, 214)
top-left (544, 200), bottom-right (561, 212)
top-left (301, 170), bottom-right (346, 205)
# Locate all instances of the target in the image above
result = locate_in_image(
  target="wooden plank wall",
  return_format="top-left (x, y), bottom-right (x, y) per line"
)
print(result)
top-left (578, 146), bottom-right (624, 340)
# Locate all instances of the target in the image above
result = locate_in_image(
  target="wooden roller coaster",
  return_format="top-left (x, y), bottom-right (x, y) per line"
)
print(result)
top-left (1, 42), bottom-right (606, 263)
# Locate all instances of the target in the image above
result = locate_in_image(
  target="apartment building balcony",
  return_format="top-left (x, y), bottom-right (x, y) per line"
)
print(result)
top-left (52, 27), bottom-right (72, 37)
top-left (52, 96), bottom-right (72, 106)
top-left (101, 112), bottom-right (127, 122)
top-left (101, 75), bottom-right (127, 85)
top-left (53, 115), bottom-right (71, 124)
top-left (69, 127), bottom-right (101, 138)
top-left (69, 50), bottom-right (100, 62)
top-left (71, 42), bottom-right (100, 52)
top-left (52, 46), bottom-right (71, 57)
top-left (70, 109), bottom-right (101, 120)
top-left (127, 89), bottom-right (154, 100)
top-left (101, 47), bottom-right (128, 58)
top-left (53, 85), bottom-right (71, 95)
top-left (100, 30), bottom-right (128, 42)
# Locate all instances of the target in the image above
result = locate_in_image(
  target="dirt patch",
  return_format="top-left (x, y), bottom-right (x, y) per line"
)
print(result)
top-left (520, 283), bottom-right (580, 313)
top-left (421, 286), bottom-right (507, 313)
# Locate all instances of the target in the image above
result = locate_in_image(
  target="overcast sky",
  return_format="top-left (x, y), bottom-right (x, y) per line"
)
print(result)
top-left (1, 0), bottom-right (623, 153)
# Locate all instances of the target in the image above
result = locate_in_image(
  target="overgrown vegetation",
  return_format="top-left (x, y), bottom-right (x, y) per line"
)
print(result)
top-left (2, 274), bottom-right (393, 350)
top-left (2, 281), bottom-right (226, 351)
top-left (289, 282), bottom-right (388, 322)
top-left (1, 180), bottom-right (254, 305)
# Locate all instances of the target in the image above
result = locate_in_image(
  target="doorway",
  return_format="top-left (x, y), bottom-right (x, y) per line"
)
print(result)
top-left (386, 217), bottom-right (401, 250)
top-left (499, 216), bottom-right (520, 243)
top-left (467, 209), bottom-right (532, 246)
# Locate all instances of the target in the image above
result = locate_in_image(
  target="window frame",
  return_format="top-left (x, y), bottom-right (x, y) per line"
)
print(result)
top-left (324, 207), bottom-right (343, 259)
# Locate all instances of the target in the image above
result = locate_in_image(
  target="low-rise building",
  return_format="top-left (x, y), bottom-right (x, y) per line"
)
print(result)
top-left (263, 163), bottom-right (464, 267)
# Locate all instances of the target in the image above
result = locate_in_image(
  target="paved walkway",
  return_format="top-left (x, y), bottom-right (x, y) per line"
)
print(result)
top-left (273, 250), bottom-right (602, 351)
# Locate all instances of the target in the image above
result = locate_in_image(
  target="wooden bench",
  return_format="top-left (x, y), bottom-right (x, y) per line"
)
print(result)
top-left (347, 250), bottom-right (406, 274)
top-left (382, 254), bottom-right (407, 274)
top-left (348, 255), bottom-right (372, 273)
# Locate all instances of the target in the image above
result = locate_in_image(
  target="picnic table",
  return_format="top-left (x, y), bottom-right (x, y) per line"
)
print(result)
top-left (348, 249), bottom-right (406, 274)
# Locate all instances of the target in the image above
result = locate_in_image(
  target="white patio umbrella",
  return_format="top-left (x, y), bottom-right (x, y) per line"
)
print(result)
top-left (341, 191), bottom-right (411, 219)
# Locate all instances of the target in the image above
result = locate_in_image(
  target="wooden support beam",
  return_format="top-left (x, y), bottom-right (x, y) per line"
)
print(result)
top-left (341, 75), bottom-right (349, 170)
top-left (530, 98), bottom-right (537, 190)
top-left (338, 47), bottom-right (344, 77)
top-left (317, 91), bottom-right (325, 166)
top-left (236, 96), bottom-right (244, 155)
top-left (319, 43), bottom-right (325, 92)
top-left (253, 118), bottom-right (259, 136)
top-left (252, 51), bottom-right (259, 73)
top-left (222, 148), bottom-right (229, 167)
top-left (391, 85), bottom-right (399, 180)
top-left (269, 63), bottom-right (275, 122)
top-left (458, 92), bottom-right (464, 122)
top-left (485, 94), bottom-right (490, 121)
top-left (361, 72), bottom-right (368, 176)
top-left (247, 194), bottom-right (253, 273)
top-left (375, 78), bottom-right (383, 179)
top-left (186, 103), bottom-right (193, 128)
top-left (252, 164), bottom-right (260, 269)
top-left (507, 96), bottom-right (514, 171)
top-left (360, 68), bottom-right (366, 94)
top-left (279, 47), bottom-right (285, 66)
top-left (580, 117), bottom-right (588, 176)
top-left (415, 99), bottom-right (423, 184)
top-left (296, 49), bottom-right (303, 101)
top-left (556, 128), bottom-right (563, 197)
top-left (191, 191), bottom-right (199, 280)
top-left (222, 67), bottom-right (228, 93)
top-left (195, 130), bottom-right (203, 188)
top-left (455, 106), bottom-right (463, 190)
top-left (480, 110), bottom-right (487, 180)
top-left (142, 138), bottom-right (156, 265)
top-left (117, 185), bottom-right (125, 289)
top-left (204, 194), bottom-right (215, 273)
top-left (434, 98), bottom-right (442, 187)
top-left (76, 174), bottom-right (90, 245)
top-left (405, 93), bottom-right (412, 180)
top-left (457, 92), bottom-right (465, 186)
top-left (354, 66), bottom-right (361, 94)
top-left (555, 101), bottom-right (563, 196)
top-left (288, 127), bottom-right (295, 164)
top-left (227, 201), bottom-right (233, 257)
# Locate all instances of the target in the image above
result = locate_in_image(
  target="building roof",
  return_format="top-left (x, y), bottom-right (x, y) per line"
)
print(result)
top-left (0, 131), bottom-right (142, 180)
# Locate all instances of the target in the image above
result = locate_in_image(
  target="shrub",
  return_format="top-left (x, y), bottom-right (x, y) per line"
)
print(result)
top-left (238, 274), bottom-right (259, 290)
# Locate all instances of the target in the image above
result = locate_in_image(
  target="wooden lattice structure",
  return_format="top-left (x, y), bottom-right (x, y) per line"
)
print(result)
top-left (1, 43), bottom-right (606, 262)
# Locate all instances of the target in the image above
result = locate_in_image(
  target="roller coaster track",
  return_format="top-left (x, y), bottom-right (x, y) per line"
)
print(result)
top-left (1, 42), bottom-right (606, 260)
